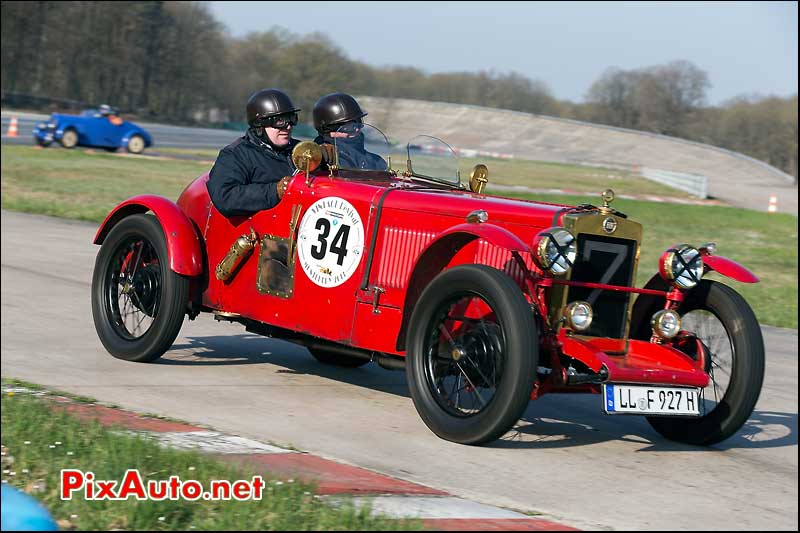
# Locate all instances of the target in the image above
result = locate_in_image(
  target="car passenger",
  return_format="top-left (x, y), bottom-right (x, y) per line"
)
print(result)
top-left (312, 93), bottom-right (387, 171)
top-left (99, 104), bottom-right (123, 125)
top-left (207, 89), bottom-right (301, 218)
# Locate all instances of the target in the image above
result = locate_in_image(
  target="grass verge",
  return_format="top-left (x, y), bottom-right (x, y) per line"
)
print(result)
top-left (387, 150), bottom-right (686, 196)
top-left (150, 147), bottom-right (219, 159)
top-left (0, 386), bottom-right (420, 531)
top-left (458, 155), bottom-right (688, 197)
top-left (154, 147), bottom-right (685, 198)
top-left (1, 145), bottom-right (796, 328)
top-left (1, 146), bottom-right (209, 223)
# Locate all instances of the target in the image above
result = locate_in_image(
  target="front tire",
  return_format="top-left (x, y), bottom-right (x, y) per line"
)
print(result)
top-left (91, 214), bottom-right (189, 362)
top-left (60, 128), bottom-right (78, 149)
top-left (645, 280), bottom-right (765, 445)
top-left (406, 265), bottom-right (537, 445)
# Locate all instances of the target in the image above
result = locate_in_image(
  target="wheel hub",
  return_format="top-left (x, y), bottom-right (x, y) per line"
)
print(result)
top-left (451, 347), bottom-right (466, 361)
top-left (455, 324), bottom-right (503, 388)
top-left (129, 264), bottom-right (160, 316)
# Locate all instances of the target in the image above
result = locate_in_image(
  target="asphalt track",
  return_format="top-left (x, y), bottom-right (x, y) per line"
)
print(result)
top-left (1, 210), bottom-right (797, 530)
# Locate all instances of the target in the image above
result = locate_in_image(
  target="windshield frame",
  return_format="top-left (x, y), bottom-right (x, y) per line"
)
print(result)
top-left (405, 135), bottom-right (463, 189)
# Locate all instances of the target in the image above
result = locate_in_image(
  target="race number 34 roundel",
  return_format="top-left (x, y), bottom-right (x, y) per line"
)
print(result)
top-left (298, 197), bottom-right (365, 288)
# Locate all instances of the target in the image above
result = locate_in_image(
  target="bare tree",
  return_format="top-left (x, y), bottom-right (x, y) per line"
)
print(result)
top-left (587, 60), bottom-right (710, 135)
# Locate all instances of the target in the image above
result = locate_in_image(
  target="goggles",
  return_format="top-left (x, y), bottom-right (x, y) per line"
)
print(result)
top-left (335, 120), bottom-right (364, 135)
top-left (262, 112), bottom-right (298, 129)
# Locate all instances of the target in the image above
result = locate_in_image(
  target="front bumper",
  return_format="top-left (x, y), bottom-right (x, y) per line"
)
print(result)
top-left (33, 125), bottom-right (58, 142)
top-left (560, 334), bottom-right (709, 389)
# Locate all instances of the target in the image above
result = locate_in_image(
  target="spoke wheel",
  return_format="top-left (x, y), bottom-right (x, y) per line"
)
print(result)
top-left (110, 240), bottom-right (161, 339)
top-left (406, 265), bottom-right (537, 445)
top-left (682, 309), bottom-right (733, 416)
top-left (424, 296), bottom-right (505, 417)
top-left (646, 280), bottom-right (764, 445)
top-left (92, 214), bottom-right (189, 362)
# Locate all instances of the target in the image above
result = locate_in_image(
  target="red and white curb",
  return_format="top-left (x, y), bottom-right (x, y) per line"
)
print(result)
top-left (6, 386), bottom-right (577, 530)
top-left (137, 431), bottom-right (292, 455)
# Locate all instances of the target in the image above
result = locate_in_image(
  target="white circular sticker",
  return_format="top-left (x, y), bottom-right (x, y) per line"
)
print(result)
top-left (297, 197), bottom-right (365, 288)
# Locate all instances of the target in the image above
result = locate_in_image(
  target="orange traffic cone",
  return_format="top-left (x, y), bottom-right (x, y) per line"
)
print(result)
top-left (768, 195), bottom-right (778, 213)
top-left (6, 117), bottom-right (19, 137)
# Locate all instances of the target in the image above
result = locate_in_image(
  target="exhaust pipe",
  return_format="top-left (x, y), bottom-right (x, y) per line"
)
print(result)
top-left (239, 319), bottom-right (407, 371)
top-left (306, 342), bottom-right (406, 371)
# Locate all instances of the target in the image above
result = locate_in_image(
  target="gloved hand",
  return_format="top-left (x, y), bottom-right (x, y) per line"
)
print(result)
top-left (320, 143), bottom-right (336, 165)
top-left (276, 176), bottom-right (291, 200)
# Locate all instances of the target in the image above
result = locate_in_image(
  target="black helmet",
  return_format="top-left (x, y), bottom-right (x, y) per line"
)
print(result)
top-left (313, 93), bottom-right (367, 134)
top-left (246, 89), bottom-right (300, 128)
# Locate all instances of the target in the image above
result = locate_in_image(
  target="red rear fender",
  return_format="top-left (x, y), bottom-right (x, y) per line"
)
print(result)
top-left (94, 195), bottom-right (204, 276)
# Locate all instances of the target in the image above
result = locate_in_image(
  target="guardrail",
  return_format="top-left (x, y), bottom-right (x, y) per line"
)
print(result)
top-left (640, 167), bottom-right (708, 199)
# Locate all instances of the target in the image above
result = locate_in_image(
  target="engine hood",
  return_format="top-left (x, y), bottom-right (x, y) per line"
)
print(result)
top-left (380, 187), bottom-right (570, 229)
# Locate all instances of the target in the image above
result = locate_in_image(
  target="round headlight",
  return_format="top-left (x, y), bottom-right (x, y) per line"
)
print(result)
top-left (532, 227), bottom-right (577, 275)
top-left (651, 309), bottom-right (681, 339)
top-left (564, 301), bottom-right (593, 331)
top-left (659, 244), bottom-right (703, 289)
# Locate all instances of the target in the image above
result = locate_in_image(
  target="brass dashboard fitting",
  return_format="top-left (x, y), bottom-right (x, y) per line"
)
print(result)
top-left (469, 164), bottom-right (489, 194)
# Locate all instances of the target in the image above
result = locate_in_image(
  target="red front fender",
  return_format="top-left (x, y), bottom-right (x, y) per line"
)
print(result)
top-left (94, 195), bottom-right (204, 276)
top-left (433, 222), bottom-right (529, 252)
top-left (395, 223), bottom-right (529, 351)
top-left (704, 255), bottom-right (759, 283)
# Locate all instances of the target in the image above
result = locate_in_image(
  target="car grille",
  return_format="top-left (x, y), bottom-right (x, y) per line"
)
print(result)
top-left (566, 234), bottom-right (638, 339)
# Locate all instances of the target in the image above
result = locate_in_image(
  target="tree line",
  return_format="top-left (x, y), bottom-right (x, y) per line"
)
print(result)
top-left (1, 1), bottom-right (796, 178)
top-left (584, 62), bottom-right (797, 179)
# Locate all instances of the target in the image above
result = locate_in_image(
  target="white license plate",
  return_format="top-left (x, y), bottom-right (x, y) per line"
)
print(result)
top-left (603, 384), bottom-right (700, 416)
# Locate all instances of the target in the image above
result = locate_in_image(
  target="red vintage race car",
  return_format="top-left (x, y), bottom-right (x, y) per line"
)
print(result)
top-left (91, 125), bottom-right (764, 446)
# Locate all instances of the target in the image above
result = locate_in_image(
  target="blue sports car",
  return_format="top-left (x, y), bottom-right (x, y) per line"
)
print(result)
top-left (33, 105), bottom-right (153, 154)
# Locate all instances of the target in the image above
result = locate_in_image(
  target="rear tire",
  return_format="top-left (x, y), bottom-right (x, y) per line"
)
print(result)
top-left (127, 134), bottom-right (145, 154)
top-left (91, 214), bottom-right (189, 362)
top-left (644, 280), bottom-right (764, 445)
top-left (406, 265), bottom-right (537, 445)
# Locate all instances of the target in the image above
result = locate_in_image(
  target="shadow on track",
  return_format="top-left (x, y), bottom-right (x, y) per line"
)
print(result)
top-left (160, 332), bottom-right (797, 451)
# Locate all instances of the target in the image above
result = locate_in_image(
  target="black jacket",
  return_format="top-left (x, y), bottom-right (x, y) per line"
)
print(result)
top-left (207, 129), bottom-right (298, 218)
